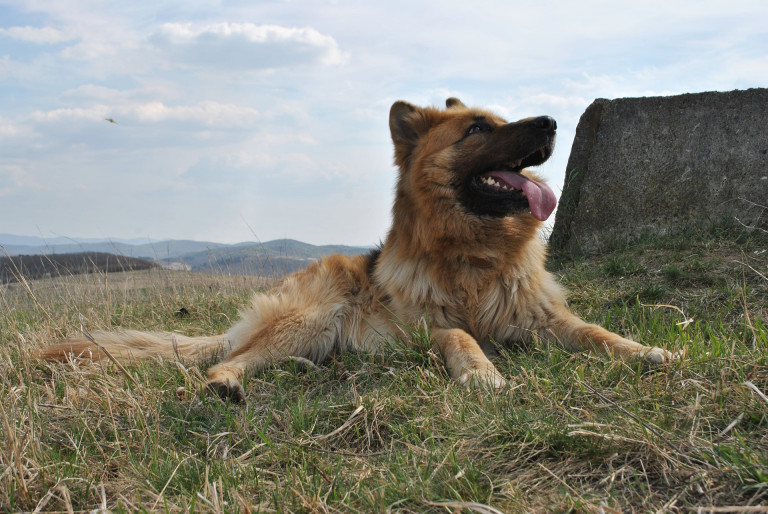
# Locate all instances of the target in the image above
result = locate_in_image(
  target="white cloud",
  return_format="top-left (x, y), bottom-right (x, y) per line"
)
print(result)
top-left (131, 101), bottom-right (261, 126)
top-left (60, 41), bottom-right (122, 61)
top-left (524, 94), bottom-right (592, 111)
top-left (0, 25), bottom-right (73, 44)
top-left (149, 22), bottom-right (347, 70)
top-left (0, 164), bottom-right (43, 197)
top-left (60, 84), bottom-right (177, 104)
top-left (28, 101), bottom-right (260, 127)
top-left (29, 106), bottom-right (110, 123)
top-left (0, 116), bottom-right (33, 138)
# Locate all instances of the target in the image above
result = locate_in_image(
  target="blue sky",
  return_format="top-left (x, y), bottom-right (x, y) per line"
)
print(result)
top-left (1, 0), bottom-right (766, 245)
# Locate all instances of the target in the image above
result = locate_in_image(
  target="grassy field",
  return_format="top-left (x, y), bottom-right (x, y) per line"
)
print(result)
top-left (1, 230), bottom-right (766, 512)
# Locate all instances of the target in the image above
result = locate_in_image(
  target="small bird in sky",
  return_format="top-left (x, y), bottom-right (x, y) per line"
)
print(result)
top-left (105, 118), bottom-right (118, 124)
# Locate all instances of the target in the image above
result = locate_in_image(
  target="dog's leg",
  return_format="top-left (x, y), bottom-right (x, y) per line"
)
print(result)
top-left (206, 310), bottom-right (341, 402)
top-left (432, 328), bottom-right (507, 389)
top-left (548, 309), bottom-right (673, 364)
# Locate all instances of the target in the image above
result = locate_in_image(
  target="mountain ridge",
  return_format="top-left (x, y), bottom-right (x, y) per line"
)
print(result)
top-left (0, 234), bottom-right (373, 278)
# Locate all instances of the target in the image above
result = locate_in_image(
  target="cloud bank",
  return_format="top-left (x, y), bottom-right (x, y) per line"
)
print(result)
top-left (149, 22), bottom-right (347, 70)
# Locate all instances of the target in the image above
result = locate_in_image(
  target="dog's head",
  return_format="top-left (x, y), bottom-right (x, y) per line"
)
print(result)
top-left (389, 98), bottom-right (557, 223)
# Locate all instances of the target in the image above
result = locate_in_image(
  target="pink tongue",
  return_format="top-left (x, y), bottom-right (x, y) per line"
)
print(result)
top-left (484, 171), bottom-right (557, 221)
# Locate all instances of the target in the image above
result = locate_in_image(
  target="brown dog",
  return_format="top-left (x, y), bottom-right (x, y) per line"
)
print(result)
top-left (40, 98), bottom-right (673, 401)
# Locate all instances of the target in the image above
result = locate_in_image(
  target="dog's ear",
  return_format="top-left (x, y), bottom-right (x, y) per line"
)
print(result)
top-left (446, 97), bottom-right (466, 109)
top-left (390, 101), bottom-right (426, 144)
top-left (390, 101), bottom-right (431, 168)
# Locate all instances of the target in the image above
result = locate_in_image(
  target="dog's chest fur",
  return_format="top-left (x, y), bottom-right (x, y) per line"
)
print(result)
top-left (371, 238), bottom-right (564, 348)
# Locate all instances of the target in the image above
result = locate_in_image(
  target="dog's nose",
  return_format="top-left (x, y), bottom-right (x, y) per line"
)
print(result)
top-left (533, 116), bottom-right (557, 134)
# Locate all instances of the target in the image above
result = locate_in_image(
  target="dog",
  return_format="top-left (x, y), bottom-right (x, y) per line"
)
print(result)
top-left (40, 98), bottom-right (673, 402)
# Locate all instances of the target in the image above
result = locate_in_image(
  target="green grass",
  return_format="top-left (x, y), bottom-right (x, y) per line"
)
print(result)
top-left (1, 232), bottom-right (767, 512)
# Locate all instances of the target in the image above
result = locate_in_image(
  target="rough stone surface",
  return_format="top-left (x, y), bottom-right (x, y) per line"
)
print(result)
top-left (549, 88), bottom-right (768, 255)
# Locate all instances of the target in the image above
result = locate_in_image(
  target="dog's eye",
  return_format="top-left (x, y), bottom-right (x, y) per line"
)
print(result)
top-left (467, 124), bottom-right (482, 135)
top-left (466, 122), bottom-right (489, 136)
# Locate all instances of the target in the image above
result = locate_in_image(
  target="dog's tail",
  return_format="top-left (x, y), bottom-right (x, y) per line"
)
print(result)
top-left (37, 330), bottom-right (229, 364)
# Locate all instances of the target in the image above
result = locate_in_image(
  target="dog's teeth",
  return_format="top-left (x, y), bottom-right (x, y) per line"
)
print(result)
top-left (481, 176), bottom-right (511, 190)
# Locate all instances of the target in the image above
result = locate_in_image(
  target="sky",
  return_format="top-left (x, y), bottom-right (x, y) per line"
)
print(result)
top-left (1, 0), bottom-right (766, 246)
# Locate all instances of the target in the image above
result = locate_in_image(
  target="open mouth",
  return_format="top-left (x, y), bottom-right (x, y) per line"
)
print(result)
top-left (471, 146), bottom-right (557, 221)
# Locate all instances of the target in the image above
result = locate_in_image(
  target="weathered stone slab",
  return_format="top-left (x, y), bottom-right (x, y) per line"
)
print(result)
top-left (549, 88), bottom-right (768, 254)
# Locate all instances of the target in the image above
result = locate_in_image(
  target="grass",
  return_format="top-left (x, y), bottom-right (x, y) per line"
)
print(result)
top-left (1, 231), bottom-right (767, 512)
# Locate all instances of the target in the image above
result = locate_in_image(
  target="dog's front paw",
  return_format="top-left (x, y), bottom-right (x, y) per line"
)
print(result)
top-left (457, 367), bottom-right (508, 390)
top-left (206, 379), bottom-right (246, 403)
top-left (642, 346), bottom-right (676, 365)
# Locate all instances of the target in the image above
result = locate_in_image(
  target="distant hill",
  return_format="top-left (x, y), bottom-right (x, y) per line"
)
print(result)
top-left (0, 252), bottom-right (157, 284)
top-left (171, 239), bottom-right (371, 276)
top-left (0, 235), bottom-right (372, 279)
top-left (0, 236), bottom-right (228, 260)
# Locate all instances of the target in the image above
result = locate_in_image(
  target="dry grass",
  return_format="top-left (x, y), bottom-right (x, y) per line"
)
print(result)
top-left (1, 232), bottom-right (767, 512)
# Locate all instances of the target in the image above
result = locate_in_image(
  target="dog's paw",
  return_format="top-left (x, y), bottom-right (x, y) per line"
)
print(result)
top-left (641, 346), bottom-right (676, 365)
top-left (457, 368), bottom-right (508, 390)
top-left (206, 379), bottom-right (246, 403)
